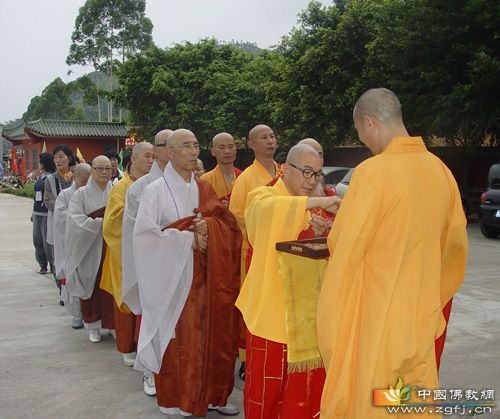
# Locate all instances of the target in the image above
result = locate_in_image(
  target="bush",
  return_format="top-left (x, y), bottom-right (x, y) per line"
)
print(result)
top-left (0, 182), bottom-right (35, 199)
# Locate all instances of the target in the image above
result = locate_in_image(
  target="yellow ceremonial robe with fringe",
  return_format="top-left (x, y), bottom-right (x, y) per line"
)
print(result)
top-left (317, 137), bottom-right (468, 418)
top-left (236, 179), bottom-right (309, 343)
top-left (100, 172), bottom-right (134, 312)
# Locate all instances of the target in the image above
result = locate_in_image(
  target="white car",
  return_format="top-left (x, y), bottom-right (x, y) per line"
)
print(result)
top-left (323, 166), bottom-right (350, 189)
top-left (334, 168), bottom-right (354, 198)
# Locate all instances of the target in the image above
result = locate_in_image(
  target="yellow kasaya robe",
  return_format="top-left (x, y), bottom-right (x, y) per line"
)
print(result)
top-left (236, 179), bottom-right (309, 343)
top-left (317, 137), bottom-right (468, 419)
top-left (100, 172), bottom-right (134, 312)
top-left (200, 165), bottom-right (242, 200)
top-left (229, 159), bottom-right (281, 280)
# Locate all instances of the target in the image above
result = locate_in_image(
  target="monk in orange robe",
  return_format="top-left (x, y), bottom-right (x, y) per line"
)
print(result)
top-left (201, 132), bottom-right (242, 205)
top-left (317, 88), bottom-right (468, 418)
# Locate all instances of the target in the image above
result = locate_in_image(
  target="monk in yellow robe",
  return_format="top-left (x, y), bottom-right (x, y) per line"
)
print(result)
top-left (229, 124), bottom-right (281, 375)
top-left (236, 144), bottom-right (340, 419)
top-left (317, 88), bottom-right (468, 418)
top-left (201, 132), bottom-right (242, 204)
top-left (101, 142), bottom-right (155, 366)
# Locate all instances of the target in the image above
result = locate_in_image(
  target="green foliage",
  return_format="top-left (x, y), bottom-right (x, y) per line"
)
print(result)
top-left (18, 0), bottom-right (499, 150)
top-left (277, 0), bottom-right (378, 147)
top-left (365, 0), bottom-right (500, 147)
top-left (66, 0), bottom-right (153, 71)
top-left (1, 182), bottom-right (35, 199)
top-left (116, 40), bottom-right (274, 145)
top-left (23, 78), bottom-right (76, 121)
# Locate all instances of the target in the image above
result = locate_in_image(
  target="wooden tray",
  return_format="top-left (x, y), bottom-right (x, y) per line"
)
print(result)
top-left (276, 237), bottom-right (329, 259)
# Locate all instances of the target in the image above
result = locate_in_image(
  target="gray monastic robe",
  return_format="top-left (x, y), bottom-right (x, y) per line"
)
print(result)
top-left (133, 162), bottom-right (197, 374)
top-left (65, 177), bottom-right (112, 299)
top-left (122, 161), bottom-right (163, 314)
top-left (53, 184), bottom-right (81, 317)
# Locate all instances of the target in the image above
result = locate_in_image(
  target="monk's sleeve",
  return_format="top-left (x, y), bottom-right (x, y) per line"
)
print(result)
top-left (64, 191), bottom-right (104, 296)
top-left (53, 191), bottom-right (69, 278)
top-left (67, 195), bottom-right (103, 235)
top-left (245, 188), bottom-right (308, 250)
top-left (324, 163), bottom-right (383, 283)
top-left (133, 185), bottom-right (195, 374)
top-left (122, 188), bottom-right (141, 314)
top-left (439, 171), bottom-right (468, 310)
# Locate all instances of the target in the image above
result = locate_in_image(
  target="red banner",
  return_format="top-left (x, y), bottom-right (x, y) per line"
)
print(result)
top-left (10, 146), bottom-right (19, 174)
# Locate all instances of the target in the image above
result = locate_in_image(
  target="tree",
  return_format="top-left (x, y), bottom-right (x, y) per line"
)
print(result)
top-left (275, 0), bottom-right (378, 148)
top-left (366, 0), bottom-right (500, 147)
top-left (116, 40), bottom-right (272, 144)
top-left (23, 78), bottom-right (75, 121)
top-left (66, 0), bottom-right (153, 121)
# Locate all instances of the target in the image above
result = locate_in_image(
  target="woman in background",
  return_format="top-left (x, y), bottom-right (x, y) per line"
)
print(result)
top-left (43, 145), bottom-right (75, 298)
top-left (32, 152), bottom-right (56, 274)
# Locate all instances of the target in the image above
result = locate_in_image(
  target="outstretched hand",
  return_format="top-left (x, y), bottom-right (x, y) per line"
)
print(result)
top-left (320, 196), bottom-right (342, 214)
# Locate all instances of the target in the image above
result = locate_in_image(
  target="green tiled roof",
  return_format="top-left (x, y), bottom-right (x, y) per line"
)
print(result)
top-left (25, 119), bottom-right (128, 138)
top-left (1, 123), bottom-right (28, 141)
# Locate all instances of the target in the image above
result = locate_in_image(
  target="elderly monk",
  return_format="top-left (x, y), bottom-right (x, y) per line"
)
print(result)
top-left (101, 142), bottom-right (154, 367)
top-left (298, 138), bottom-right (337, 198)
top-left (317, 88), bottom-right (468, 418)
top-left (122, 130), bottom-right (173, 315)
top-left (122, 129), bottom-right (173, 396)
top-left (133, 129), bottom-right (241, 416)
top-left (65, 155), bottom-right (115, 343)
top-left (53, 163), bottom-right (91, 329)
top-left (229, 124), bottom-right (281, 376)
top-left (201, 132), bottom-right (242, 205)
top-left (237, 144), bottom-right (340, 419)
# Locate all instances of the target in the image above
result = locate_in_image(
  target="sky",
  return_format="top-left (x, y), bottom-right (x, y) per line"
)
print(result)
top-left (0, 0), bottom-right (329, 124)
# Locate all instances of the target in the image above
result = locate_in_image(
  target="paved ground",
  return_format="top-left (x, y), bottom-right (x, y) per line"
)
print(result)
top-left (0, 193), bottom-right (243, 419)
top-left (0, 192), bottom-right (499, 418)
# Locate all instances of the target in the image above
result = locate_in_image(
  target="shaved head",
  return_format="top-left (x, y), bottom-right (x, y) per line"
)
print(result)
top-left (131, 142), bottom-right (154, 178)
top-left (166, 129), bottom-right (200, 181)
top-left (132, 141), bottom-right (154, 155)
top-left (248, 124), bottom-right (272, 141)
top-left (73, 162), bottom-right (91, 178)
top-left (212, 132), bottom-right (234, 146)
top-left (90, 155), bottom-right (112, 187)
top-left (298, 138), bottom-right (323, 157)
top-left (167, 129), bottom-right (197, 147)
top-left (283, 144), bottom-right (323, 196)
top-left (353, 88), bottom-right (402, 124)
top-left (286, 143), bottom-right (320, 164)
top-left (211, 132), bottom-right (237, 166)
top-left (247, 124), bottom-right (276, 160)
top-left (92, 155), bottom-right (111, 167)
top-left (154, 129), bottom-right (173, 145)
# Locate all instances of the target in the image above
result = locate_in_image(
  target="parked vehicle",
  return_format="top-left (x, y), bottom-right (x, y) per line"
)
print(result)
top-left (334, 168), bottom-right (354, 198)
top-left (323, 166), bottom-right (350, 189)
top-left (479, 163), bottom-right (500, 238)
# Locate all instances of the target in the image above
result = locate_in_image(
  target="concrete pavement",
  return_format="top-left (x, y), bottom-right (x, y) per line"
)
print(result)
top-left (0, 193), bottom-right (243, 419)
top-left (1, 192), bottom-right (499, 418)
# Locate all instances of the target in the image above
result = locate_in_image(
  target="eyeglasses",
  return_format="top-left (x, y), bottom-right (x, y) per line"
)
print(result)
top-left (171, 142), bottom-right (200, 151)
top-left (92, 166), bottom-right (112, 172)
top-left (288, 162), bottom-right (324, 181)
